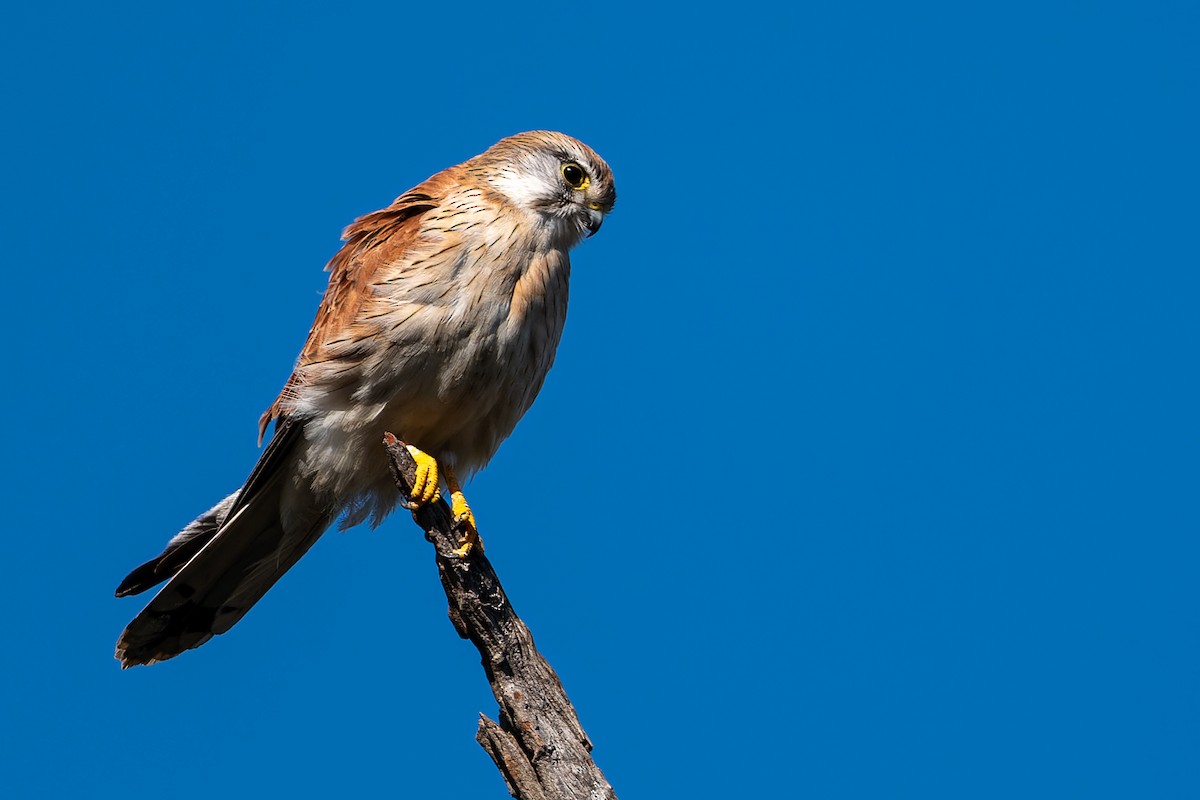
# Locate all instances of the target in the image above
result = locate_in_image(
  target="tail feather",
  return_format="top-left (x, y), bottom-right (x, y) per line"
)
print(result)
top-left (115, 420), bottom-right (332, 667)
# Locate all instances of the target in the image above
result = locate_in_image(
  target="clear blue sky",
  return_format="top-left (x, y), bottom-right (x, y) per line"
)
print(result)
top-left (2, 2), bottom-right (1196, 797)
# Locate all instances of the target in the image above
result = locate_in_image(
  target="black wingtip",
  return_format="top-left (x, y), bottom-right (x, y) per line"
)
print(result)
top-left (115, 561), bottom-right (162, 597)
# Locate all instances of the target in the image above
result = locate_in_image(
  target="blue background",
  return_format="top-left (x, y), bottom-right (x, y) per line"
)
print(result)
top-left (2, 2), bottom-right (1196, 797)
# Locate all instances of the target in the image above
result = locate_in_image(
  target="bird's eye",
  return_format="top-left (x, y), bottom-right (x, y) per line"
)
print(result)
top-left (561, 162), bottom-right (589, 190)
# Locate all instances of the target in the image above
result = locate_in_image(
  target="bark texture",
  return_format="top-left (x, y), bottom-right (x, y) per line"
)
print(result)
top-left (384, 433), bottom-right (617, 800)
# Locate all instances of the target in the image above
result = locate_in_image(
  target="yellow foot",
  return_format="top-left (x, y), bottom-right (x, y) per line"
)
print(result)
top-left (405, 445), bottom-right (441, 507)
top-left (445, 466), bottom-right (483, 558)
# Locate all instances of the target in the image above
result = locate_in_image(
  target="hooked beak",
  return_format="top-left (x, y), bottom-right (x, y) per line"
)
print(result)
top-left (585, 207), bottom-right (605, 237)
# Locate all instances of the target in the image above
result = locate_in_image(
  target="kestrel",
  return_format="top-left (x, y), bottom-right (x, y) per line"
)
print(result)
top-left (115, 131), bottom-right (616, 667)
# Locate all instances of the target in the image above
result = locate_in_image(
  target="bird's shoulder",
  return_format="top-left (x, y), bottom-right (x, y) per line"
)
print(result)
top-left (257, 170), bottom-right (468, 440)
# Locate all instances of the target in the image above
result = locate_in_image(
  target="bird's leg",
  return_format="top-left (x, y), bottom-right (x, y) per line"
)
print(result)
top-left (403, 446), bottom-right (480, 557)
top-left (405, 445), bottom-right (442, 506)
top-left (442, 465), bottom-right (482, 557)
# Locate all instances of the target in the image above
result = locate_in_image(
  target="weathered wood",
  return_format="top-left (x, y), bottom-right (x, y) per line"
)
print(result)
top-left (384, 433), bottom-right (617, 800)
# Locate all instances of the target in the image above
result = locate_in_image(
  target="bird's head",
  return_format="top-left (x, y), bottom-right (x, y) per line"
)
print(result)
top-left (480, 131), bottom-right (616, 248)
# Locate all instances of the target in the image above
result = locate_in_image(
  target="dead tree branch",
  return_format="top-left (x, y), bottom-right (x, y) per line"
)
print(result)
top-left (383, 433), bottom-right (617, 800)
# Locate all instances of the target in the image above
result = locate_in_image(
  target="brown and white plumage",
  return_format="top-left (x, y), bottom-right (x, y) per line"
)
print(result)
top-left (115, 131), bottom-right (616, 667)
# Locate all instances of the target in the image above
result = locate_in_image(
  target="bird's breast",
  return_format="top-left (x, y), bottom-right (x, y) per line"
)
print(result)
top-left (356, 241), bottom-right (572, 470)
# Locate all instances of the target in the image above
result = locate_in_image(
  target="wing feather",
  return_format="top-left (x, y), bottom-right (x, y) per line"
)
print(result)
top-left (257, 184), bottom-right (451, 442)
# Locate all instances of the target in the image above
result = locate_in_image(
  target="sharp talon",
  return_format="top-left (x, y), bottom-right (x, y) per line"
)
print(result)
top-left (451, 525), bottom-right (477, 556)
top-left (446, 472), bottom-right (482, 557)
top-left (405, 445), bottom-right (441, 507)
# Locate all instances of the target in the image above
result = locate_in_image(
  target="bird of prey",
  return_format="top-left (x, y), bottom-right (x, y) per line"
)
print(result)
top-left (115, 131), bottom-right (616, 667)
